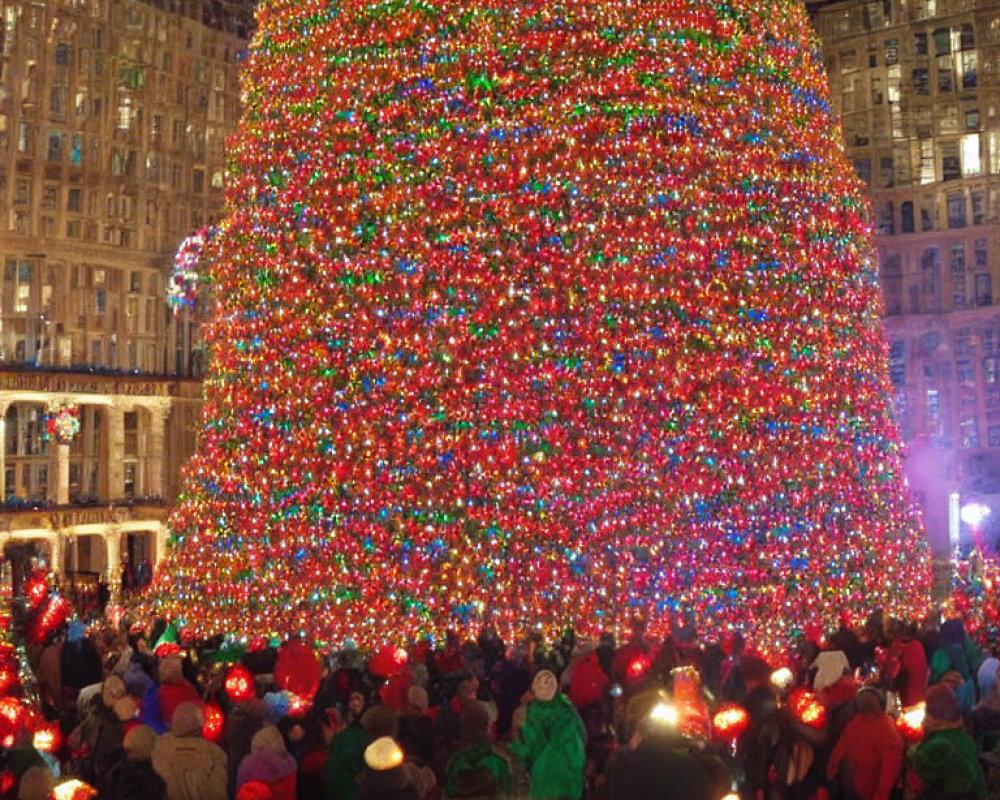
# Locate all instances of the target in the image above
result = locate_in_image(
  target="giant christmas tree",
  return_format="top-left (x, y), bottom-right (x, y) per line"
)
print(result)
top-left (143, 0), bottom-right (932, 650)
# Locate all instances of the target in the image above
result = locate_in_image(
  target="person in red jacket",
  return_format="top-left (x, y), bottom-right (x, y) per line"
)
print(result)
top-left (155, 646), bottom-right (202, 728)
top-left (891, 623), bottom-right (928, 708)
top-left (825, 688), bottom-right (903, 800)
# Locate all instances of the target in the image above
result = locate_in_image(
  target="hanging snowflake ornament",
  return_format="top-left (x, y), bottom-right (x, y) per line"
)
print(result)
top-left (168, 227), bottom-right (213, 313)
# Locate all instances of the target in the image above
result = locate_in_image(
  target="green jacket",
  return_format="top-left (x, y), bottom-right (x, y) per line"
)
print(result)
top-left (912, 727), bottom-right (988, 800)
top-left (509, 693), bottom-right (586, 800)
top-left (325, 721), bottom-right (368, 800)
top-left (444, 740), bottom-right (512, 798)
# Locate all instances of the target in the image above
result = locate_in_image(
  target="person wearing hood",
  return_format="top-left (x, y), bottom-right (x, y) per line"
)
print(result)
top-left (825, 688), bottom-right (903, 800)
top-left (909, 684), bottom-right (988, 800)
top-left (325, 697), bottom-right (396, 800)
top-left (60, 621), bottom-right (102, 707)
top-left (106, 724), bottom-right (168, 800)
top-left (236, 724), bottom-right (297, 800)
top-left (152, 700), bottom-right (228, 800)
top-left (443, 699), bottom-right (511, 800)
top-left (156, 648), bottom-right (203, 730)
top-left (508, 670), bottom-right (586, 800)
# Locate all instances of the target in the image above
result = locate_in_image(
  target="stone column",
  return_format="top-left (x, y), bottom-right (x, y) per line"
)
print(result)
top-left (54, 443), bottom-right (70, 505)
top-left (105, 405), bottom-right (126, 501)
top-left (48, 533), bottom-right (62, 579)
top-left (146, 403), bottom-right (168, 499)
top-left (0, 401), bottom-right (7, 502)
top-left (105, 527), bottom-right (121, 601)
top-left (155, 524), bottom-right (168, 568)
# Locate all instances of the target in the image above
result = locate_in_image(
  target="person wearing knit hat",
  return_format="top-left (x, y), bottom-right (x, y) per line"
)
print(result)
top-left (104, 725), bottom-right (168, 800)
top-left (152, 701), bottom-right (228, 800)
top-left (236, 724), bottom-right (297, 800)
top-left (509, 669), bottom-right (586, 799)
top-left (910, 684), bottom-right (988, 800)
top-left (15, 766), bottom-right (54, 800)
top-left (444, 700), bottom-right (512, 800)
top-left (155, 651), bottom-right (202, 731)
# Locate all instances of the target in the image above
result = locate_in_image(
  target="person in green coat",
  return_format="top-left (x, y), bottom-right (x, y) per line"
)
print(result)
top-left (509, 670), bottom-right (586, 800)
top-left (911, 684), bottom-right (989, 800)
top-left (326, 693), bottom-right (399, 800)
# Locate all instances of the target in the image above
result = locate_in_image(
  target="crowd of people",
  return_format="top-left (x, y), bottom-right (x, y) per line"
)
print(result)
top-left (7, 610), bottom-right (1000, 800)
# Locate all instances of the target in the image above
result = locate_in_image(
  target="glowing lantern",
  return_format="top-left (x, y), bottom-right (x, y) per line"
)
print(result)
top-left (33, 721), bottom-right (61, 754)
top-left (52, 779), bottom-right (98, 800)
top-left (648, 701), bottom-right (679, 727)
top-left (770, 667), bottom-right (794, 691)
top-left (225, 665), bottom-right (255, 703)
top-left (896, 702), bottom-right (926, 744)
top-left (369, 646), bottom-right (409, 678)
top-left (789, 688), bottom-right (827, 730)
top-left (626, 654), bottom-right (652, 682)
top-left (202, 703), bottom-right (225, 742)
top-left (712, 705), bottom-right (750, 742)
top-left (24, 574), bottom-right (48, 610)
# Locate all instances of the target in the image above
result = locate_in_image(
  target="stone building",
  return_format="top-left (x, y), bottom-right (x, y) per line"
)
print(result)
top-left (0, 0), bottom-right (249, 600)
top-left (815, 0), bottom-right (1000, 554)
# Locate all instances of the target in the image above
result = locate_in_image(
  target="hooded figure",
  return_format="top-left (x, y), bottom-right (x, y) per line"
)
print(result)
top-left (508, 670), bottom-right (586, 800)
top-left (825, 689), bottom-right (903, 800)
top-left (910, 684), bottom-right (988, 800)
top-left (152, 700), bottom-right (229, 800)
top-left (236, 725), bottom-right (297, 800)
top-left (106, 724), bottom-right (168, 800)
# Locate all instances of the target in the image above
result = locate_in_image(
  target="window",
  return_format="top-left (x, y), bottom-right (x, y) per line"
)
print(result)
top-left (961, 417), bottom-right (979, 448)
top-left (976, 273), bottom-right (992, 306)
top-left (922, 247), bottom-right (942, 311)
top-left (938, 56), bottom-right (954, 92)
top-left (889, 340), bottom-right (906, 385)
top-left (962, 133), bottom-right (981, 176)
top-left (915, 32), bottom-right (928, 55)
top-left (934, 27), bottom-right (951, 55)
top-left (942, 142), bottom-right (961, 180)
top-left (854, 158), bottom-right (872, 184)
top-left (901, 201), bottom-right (915, 233)
top-left (972, 192), bottom-right (985, 224)
top-left (913, 67), bottom-right (930, 94)
top-left (129, 271), bottom-right (141, 293)
top-left (879, 202), bottom-right (895, 234)
top-left (961, 23), bottom-right (975, 50)
top-left (947, 194), bottom-right (966, 228)
top-left (67, 188), bottom-right (81, 212)
top-left (957, 359), bottom-right (975, 383)
top-left (921, 202), bottom-right (935, 231)
top-left (985, 357), bottom-right (998, 384)
top-left (989, 426), bottom-right (1000, 447)
top-left (975, 239), bottom-right (989, 270)
top-left (16, 122), bottom-right (32, 154)
top-left (966, 109), bottom-right (981, 130)
top-left (882, 254), bottom-right (903, 314)
top-left (46, 131), bottom-right (64, 161)
top-left (954, 273), bottom-right (967, 308)
top-left (951, 244), bottom-right (966, 273)
top-left (193, 169), bottom-right (205, 194)
top-left (962, 50), bottom-right (977, 89)
top-left (41, 186), bottom-right (57, 210)
top-left (886, 38), bottom-right (899, 65)
top-left (880, 157), bottom-right (894, 187)
top-left (55, 42), bottom-right (70, 66)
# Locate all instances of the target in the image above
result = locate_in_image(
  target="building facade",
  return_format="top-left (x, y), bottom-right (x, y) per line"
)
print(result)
top-left (815, 0), bottom-right (1000, 554)
top-left (0, 0), bottom-right (248, 600)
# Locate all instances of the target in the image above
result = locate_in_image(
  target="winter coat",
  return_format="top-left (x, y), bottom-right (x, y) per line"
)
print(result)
top-left (237, 749), bottom-right (298, 800)
top-left (911, 727), bottom-right (988, 800)
top-left (357, 763), bottom-right (423, 800)
top-left (325, 721), bottom-right (368, 800)
top-left (508, 693), bottom-right (586, 800)
top-left (151, 703), bottom-right (228, 800)
top-left (105, 757), bottom-right (169, 800)
top-left (825, 711), bottom-right (903, 800)
top-left (896, 637), bottom-right (928, 707)
top-left (443, 740), bottom-right (512, 799)
top-left (609, 736), bottom-right (720, 800)
top-left (158, 678), bottom-right (203, 729)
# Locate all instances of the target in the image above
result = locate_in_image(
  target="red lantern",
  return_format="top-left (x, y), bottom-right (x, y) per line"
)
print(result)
top-left (24, 573), bottom-right (48, 610)
top-left (370, 646), bottom-right (409, 678)
top-left (202, 703), bottom-right (225, 742)
top-left (789, 688), bottom-right (827, 730)
top-left (33, 721), bottom-right (61, 754)
top-left (225, 665), bottom-right (255, 703)
top-left (712, 704), bottom-right (750, 742)
top-left (275, 639), bottom-right (321, 699)
top-left (626, 654), bottom-right (652, 682)
top-left (896, 702), bottom-right (925, 744)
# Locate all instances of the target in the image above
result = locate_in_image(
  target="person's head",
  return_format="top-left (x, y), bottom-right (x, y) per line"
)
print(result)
top-left (123, 725), bottom-right (158, 761)
top-left (924, 684), bottom-right (962, 731)
top-left (456, 674), bottom-right (479, 702)
top-left (360, 704), bottom-right (398, 740)
top-left (251, 724), bottom-right (288, 755)
top-left (856, 688), bottom-right (883, 715)
top-left (171, 701), bottom-right (205, 737)
top-left (459, 699), bottom-right (490, 745)
top-left (346, 689), bottom-right (367, 720)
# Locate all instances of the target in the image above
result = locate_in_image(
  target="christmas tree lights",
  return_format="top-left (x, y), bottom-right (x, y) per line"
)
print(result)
top-left (140, 0), bottom-right (932, 651)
